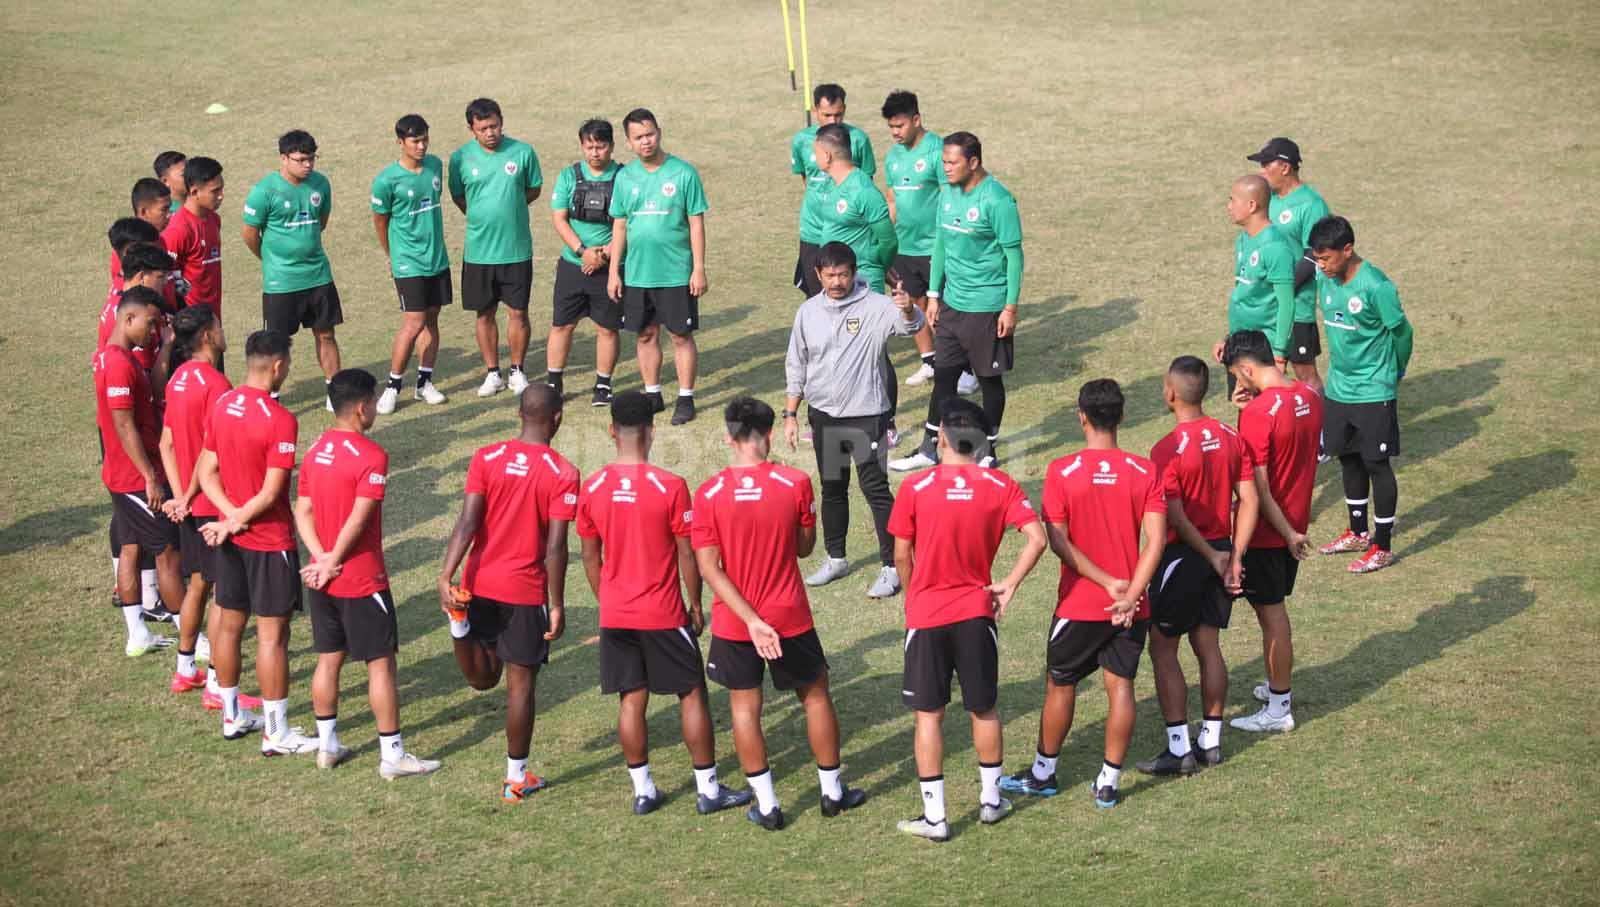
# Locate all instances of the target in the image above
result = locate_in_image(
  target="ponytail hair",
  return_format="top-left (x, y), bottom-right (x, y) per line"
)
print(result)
top-left (168, 305), bottom-right (216, 370)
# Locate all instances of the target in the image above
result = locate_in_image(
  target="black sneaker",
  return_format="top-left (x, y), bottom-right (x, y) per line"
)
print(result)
top-left (746, 803), bottom-right (785, 831)
top-left (143, 600), bottom-right (177, 624)
top-left (695, 784), bottom-right (752, 815)
top-left (1090, 782), bottom-right (1119, 809)
top-left (998, 769), bottom-right (1059, 797)
top-left (1193, 744), bottom-right (1223, 767)
top-left (632, 791), bottom-right (663, 815)
top-left (820, 787), bottom-right (866, 817)
top-left (671, 395), bottom-right (696, 425)
top-left (547, 374), bottom-right (564, 397)
top-left (591, 384), bottom-right (613, 407)
top-left (1134, 747), bottom-right (1198, 776)
top-left (646, 391), bottom-right (666, 414)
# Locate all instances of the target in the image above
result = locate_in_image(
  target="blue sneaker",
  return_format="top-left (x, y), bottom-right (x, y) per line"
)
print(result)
top-left (696, 784), bottom-right (753, 815)
top-left (1090, 782), bottom-right (1118, 809)
top-left (746, 803), bottom-right (785, 831)
top-left (998, 769), bottom-right (1058, 797)
top-left (633, 791), bottom-right (664, 815)
top-left (820, 786), bottom-right (866, 817)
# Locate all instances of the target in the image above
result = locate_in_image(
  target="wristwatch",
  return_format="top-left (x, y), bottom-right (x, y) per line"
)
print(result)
top-left (783, 410), bottom-right (798, 419)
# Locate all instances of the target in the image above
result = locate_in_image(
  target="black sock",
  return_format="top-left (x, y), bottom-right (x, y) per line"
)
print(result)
top-left (547, 369), bottom-right (563, 391)
top-left (488, 367), bottom-right (502, 378)
top-left (1340, 454), bottom-right (1369, 535)
top-left (417, 368), bottom-right (433, 389)
top-left (1369, 459), bottom-right (1397, 550)
top-left (509, 364), bottom-right (523, 374)
top-left (920, 352), bottom-right (935, 367)
top-left (595, 372), bottom-right (611, 389)
top-left (387, 372), bottom-right (403, 391)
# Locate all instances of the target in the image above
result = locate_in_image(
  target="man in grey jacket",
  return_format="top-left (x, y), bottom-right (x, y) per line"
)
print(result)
top-left (784, 242), bottom-right (924, 598)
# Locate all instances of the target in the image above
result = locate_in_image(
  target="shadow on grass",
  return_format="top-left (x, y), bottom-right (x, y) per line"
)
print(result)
top-left (0, 502), bottom-right (106, 554)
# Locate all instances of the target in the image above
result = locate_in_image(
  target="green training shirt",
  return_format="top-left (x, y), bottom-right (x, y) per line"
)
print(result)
top-left (1269, 183), bottom-right (1331, 322)
top-left (1317, 260), bottom-right (1412, 403)
top-left (370, 155), bottom-right (449, 279)
top-left (608, 155), bottom-right (708, 288)
top-left (884, 130), bottom-right (943, 257)
top-left (811, 168), bottom-right (894, 289)
top-left (1228, 225), bottom-right (1297, 354)
top-left (933, 176), bottom-right (1022, 313)
top-left (550, 160), bottom-right (620, 267)
top-left (447, 137), bottom-right (543, 265)
top-left (790, 124), bottom-right (876, 243)
top-left (242, 170), bottom-right (333, 293)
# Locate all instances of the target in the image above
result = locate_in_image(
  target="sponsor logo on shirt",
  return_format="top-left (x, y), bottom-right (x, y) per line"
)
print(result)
top-left (314, 441), bottom-right (336, 466)
top-left (1201, 428), bottom-right (1221, 452)
top-left (107, 386), bottom-right (130, 398)
top-left (225, 393), bottom-right (248, 417)
top-left (563, 493), bottom-right (577, 506)
top-left (278, 442), bottom-right (296, 455)
top-left (506, 452), bottom-right (530, 477)
top-left (683, 509), bottom-right (693, 523)
top-left (1093, 460), bottom-right (1119, 486)
top-left (613, 477), bottom-right (637, 504)
top-left (1293, 394), bottom-right (1313, 418)
top-left (946, 474), bottom-right (973, 501)
top-left (735, 475), bottom-right (763, 502)
top-left (368, 472), bottom-right (387, 485)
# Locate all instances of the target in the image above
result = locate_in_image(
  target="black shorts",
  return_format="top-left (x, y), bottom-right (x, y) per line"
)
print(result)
top-left (1241, 547), bottom-right (1299, 605)
top-left (901, 618), bottom-right (1000, 713)
top-left (599, 626), bottom-right (705, 695)
top-left (262, 282), bottom-right (343, 335)
top-left (214, 542), bottom-right (302, 617)
top-left (794, 240), bottom-right (821, 297)
top-left (622, 285), bottom-right (698, 336)
top-left (1150, 541), bottom-right (1233, 637)
top-left (394, 269), bottom-right (453, 312)
top-left (310, 588), bottom-right (399, 661)
top-left (934, 302), bottom-right (1013, 377)
top-left (109, 491), bottom-right (178, 556)
top-left (706, 628), bottom-right (828, 691)
top-left (179, 515), bottom-right (217, 582)
top-left (462, 260), bottom-right (533, 312)
top-left (1323, 398), bottom-right (1400, 462)
top-left (1289, 321), bottom-right (1321, 363)
top-left (106, 513), bottom-right (157, 568)
top-left (552, 257), bottom-right (622, 329)
top-left (470, 597), bottom-right (551, 666)
top-left (889, 254), bottom-right (931, 299)
top-left (1046, 617), bottom-right (1147, 685)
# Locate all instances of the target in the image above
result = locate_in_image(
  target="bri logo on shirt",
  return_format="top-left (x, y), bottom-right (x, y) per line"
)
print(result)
top-left (278, 442), bottom-right (296, 455)
top-left (107, 386), bottom-right (130, 398)
top-left (368, 472), bottom-right (387, 486)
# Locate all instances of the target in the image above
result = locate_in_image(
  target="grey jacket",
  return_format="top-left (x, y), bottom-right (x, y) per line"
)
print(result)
top-left (785, 280), bottom-right (924, 418)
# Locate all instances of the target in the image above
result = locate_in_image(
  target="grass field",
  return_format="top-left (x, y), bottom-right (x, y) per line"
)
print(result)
top-left (3, 0), bottom-right (1598, 902)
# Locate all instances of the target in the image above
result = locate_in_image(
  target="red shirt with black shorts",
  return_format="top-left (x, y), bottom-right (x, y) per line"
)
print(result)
top-left (577, 463), bottom-right (693, 630)
top-left (298, 430), bottom-right (389, 597)
top-left (1238, 382), bottom-right (1322, 549)
top-left (1043, 448), bottom-right (1165, 623)
top-left (163, 360), bottom-right (231, 518)
top-left (163, 205), bottom-right (223, 316)
top-left (462, 439), bottom-right (580, 606)
top-left (1149, 416), bottom-right (1252, 545)
top-left (692, 463), bottom-right (816, 641)
top-left (94, 344), bottom-right (161, 494)
top-left (202, 385), bottom-right (298, 551)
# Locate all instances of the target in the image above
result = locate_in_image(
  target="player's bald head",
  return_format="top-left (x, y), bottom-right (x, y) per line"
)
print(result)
top-left (519, 383), bottom-right (563, 425)
top-left (1234, 174), bottom-right (1270, 209)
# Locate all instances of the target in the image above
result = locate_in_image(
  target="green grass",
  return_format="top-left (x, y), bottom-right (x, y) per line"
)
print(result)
top-left (2, 0), bottom-right (1598, 903)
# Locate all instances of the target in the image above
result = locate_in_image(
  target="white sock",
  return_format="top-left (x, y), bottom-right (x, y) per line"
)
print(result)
top-left (1031, 750), bottom-right (1058, 781)
top-left (628, 762), bottom-right (658, 799)
top-left (449, 617), bottom-right (471, 639)
top-left (678, 388), bottom-right (694, 397)
top-left (1166, 721), bottom-right (1192, 757)
top-left (220, 686), bottom-right (240, 721)
top-left (693, 764), bottom-right (720, 798)
top-left (1096, 760), bottom-right (1122, 792)
top-left (263, 698), bottom-right (288, 739)
top-left (206, 666), bottom-right (219, 694)
top-left (644, 384), bottom-right (662, 394)
top-left (121, 603), bottom-right (146, 640)
top-left (316, 715), bottom-right (339, 752)
top-left (979, 762), bottom-right (1003, 806)
top-left (919, 775), bottom-right (947, 824)
top-left (379, 731), bottom-right (404, 764)
top-left (1198, 718), bottom-right (1223, 751)
top-left (176, 651), bottom-right (197, 676)
top-left (141, 569), bottom-right (159, 609)
top-left (1267, 688), bottom-right (1292, 719)
top-left (507, 755), bottom-right (528, 782)
top-left (748, 768), bottom-right (778, 814)
top-left (817, 764), bottom-right (843, 801)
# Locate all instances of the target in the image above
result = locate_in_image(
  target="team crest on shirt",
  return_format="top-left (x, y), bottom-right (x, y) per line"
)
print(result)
top-left (914, 158), bottom-right (927, 173)
top-left (845, 317), bottom-right (861, 334)
top-left (506, 452), bottom-right (530, 477)
top-left (1249, 250), bottom-right (1260, 267)
top-left (1279, 210), bottom-right (1293, 224)
top-left (1201, 428), bottom-right (1222, 452)
top-left (835, 198), bottom-right (848, 214)
top-left (613, 477), bottom-right (637, 504)
top-left (432, 176), bottom-right (442, 191)
top-left (471, 168), bottom-right (480, 177)
top-left (966, 207), bottom-right (980, 222)
top-left (946, 474), bottom-right (973, 501)
top-left (662, 181), bottom-right (677, 197)
top-left (1093, 460), bottom-right (1119, 485)
top-left (310, 191), bottom-right (323, 207)
top-left (735, 475), bottom-right (763, 502)
top-left (405, 189), bottom-right (414, 198)
top-left (1347, 297), bottom-right (1364, 314)
top-left (504, 161), bottom-right (519, 176)
top-left (282, 201), bottom-right (292, 209)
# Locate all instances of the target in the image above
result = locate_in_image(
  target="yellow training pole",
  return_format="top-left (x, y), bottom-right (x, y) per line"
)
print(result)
top-left (798, 0), bottom-right (812, 126)
top-left (779, 0), bottom-right (797, 92)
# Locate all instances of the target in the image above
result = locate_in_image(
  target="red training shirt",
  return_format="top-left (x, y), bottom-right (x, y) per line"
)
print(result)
top-left (162, 359), bottom-right (232, 518)
top-left (163, 205), bottom-right (223, 316)
top-left (298, 429), bottom-right (390, 597)
top-left (692, 463), bottom-right (816, 641)
top-left (577, 463), bottom-right (693, 630)
top-left (97, 293), bottom-right (165, 372)
top-left (1149, 416), bottom-right (1252, 545)
top-left (93, 343), bottom-right (160, 494)
top-left (201, 384), bottom-right (298, 551)
top-left (1238, 382), bottom-right (1322, 549)
top-left (461, 439), bottom-right (580, 606)
top-left (1042, 448), bottom-right (1165, 622)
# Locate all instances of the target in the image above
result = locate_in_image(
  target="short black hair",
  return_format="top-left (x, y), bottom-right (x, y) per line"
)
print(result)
top-left (814, 241), bottom-right (857, 272)
top-left (168, 304), bottom-right (216, 369)
top-left (153, 151), bottom-right (186, 178)
top-left (108, 217), bottom-right (161, 253)
top-left (465, 98), bottom-right (502, 124)
top-left (131, 177), bottom-right (170, 212)
top-left (880, 90), bottom-right (919, 120)
top-left (1307, 214), bottom-right (1355, 252)
top-left (119, 242), bottom-right (170, 279)
top-left (814, 123), bottom-right (850, 157)
top-left (578, 118), bottom-right (613, 144)
top-left (939, 398), bottom-right (991, 456)
top-left (183, 156), bottom-right (223, 190)
top-left (1078, 378), bottom-right (1125, 431)
top-left (328, 369), bottom-right (378, 415)
top-left (394, 114), bottom-right (429, 139)
top-left (724, 397), bottom-right (775, 441)
top-left (610, 390), bottom-right (655, 430)
top-left (623, 108), bottom-right (658, 133)
top-left (1220, 330), bottom-right (1275, 369)
top-left (944, 131), bottom-right (982, 163)
top-left (278, 130), bottom-right (317, 156)
top-left (813, 83), bottom-right (845, 106)
top-left (1168, 355), bottom-right (1210, 404)
top-left (118, 285), bottom-right (164, 314)
top-left (245, 329), bottom-right (292, 361)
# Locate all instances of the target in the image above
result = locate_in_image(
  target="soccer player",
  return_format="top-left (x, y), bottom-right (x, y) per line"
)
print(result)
top-left (154, 150), bottom-right (187, 212)
top-left (294, 369), bottom-right (442, 778)
top-left (1249, 137), bottom-right (1332, 390)
top-left (784, 242), bottom-right (923, 598)
top-left (881, 90), bottom-right (941, 385)
top-left (887, 399), bottom-right (1047, 841)
top-left (372, 114), bottom-right (451, 414)
top-left (162, 156), bottom-right (225, 319)
top-left (242, 130), bottom-right (342, 396)
top-left (98, 243), bottom-right (175, 375)
top-left (196, 329), bottom-right (317, 754)
top-left (448, 98), bottom-right (542, 398)
top-left (810, 124), bottom-right (896, 292)
top-left (548, 119), bottom-right (623, 406)
top-left (892, 132), bottom-right (1022, 472)
top-left (1220, 330), bottom-right (1322, 733)
top-left (577, 391), bottom-right (751, 815)
top-left (95, 288), bottom-right (182, 657)
top-left (999, 379), bottom-right (1166, 809)
top-left (1307, 216), bottom-right (1413, 574)
top-left (105, 217), bottom-right (161, 305)
top-left (606, 109), bottom-right (708, 425)
top-left (132, 177), bottom-right (173, 232)
top-left (437, 384), bottom-right (577, 801)
top-left (694, 397), bottom-right (865, 830)
top-left (1212, 174), bottom-right (1296, 380)
top-left (790, 83), bottom-right (876, 298)
top-left (1135, 356), bottom-right (1259, 775)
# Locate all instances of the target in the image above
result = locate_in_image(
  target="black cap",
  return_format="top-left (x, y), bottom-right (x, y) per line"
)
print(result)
top-left (1246, 137), bottom-right (1301, 166)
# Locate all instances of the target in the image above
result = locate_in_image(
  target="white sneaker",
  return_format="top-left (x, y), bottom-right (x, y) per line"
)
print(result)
top-left (194, 633), bottom-right (211, 665)
top-left (477, 372), bottom-right (506, 397)
top-left (415, 382), bottom-right (447, 405)
top-left (805, 557), bottom-right (851, 587)
top-left (325, 395), bottom-right (335, 413)
top-left (125, 634), bottom-right (174, 657)
top-left (379, 753), bottom-right (443, 780)
top-left (1230, 706), bottom-right (1295, 733)
top-left (905, 363), bottom-right (935, 386)
top-left (262, 727), bottom-right (321, 756)
top-left (1253, 682), bottom-right (1270, 702)
top-left (867, 566), bottom-right (901, 598)
top-left (376, 387), bottom-right (399, 415)
top-left (896, 815), bottom-right (951, 842)
top-left (957, 372), bottom-right (980, 395)
top-left (222, 709), bottom-right (265, 740)
top-left (507, 369), bottom-right (530, 394)
top-left (890, 451), bottom-right (936, 472)
top-left (316, 744), bottom-right (354, 769)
